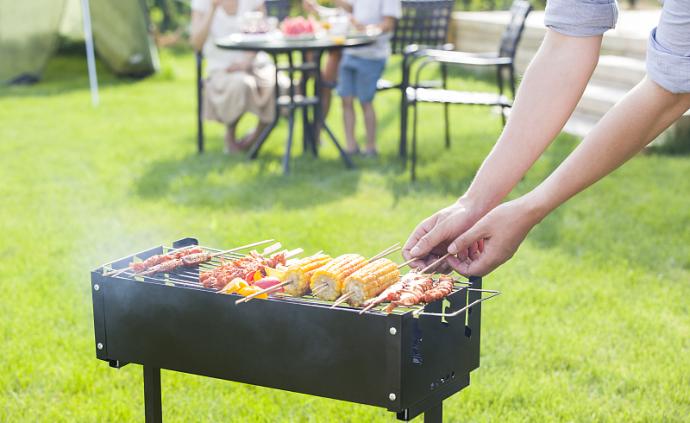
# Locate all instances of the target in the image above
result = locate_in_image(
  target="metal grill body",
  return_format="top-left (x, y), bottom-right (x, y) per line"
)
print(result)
top-left (91, 238), bottom-right (483, 422)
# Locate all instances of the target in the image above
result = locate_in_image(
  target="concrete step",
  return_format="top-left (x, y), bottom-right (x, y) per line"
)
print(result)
top-left (576, 83), bottom-right (628, 118)
top-left (451, 10), bottom-right (656, 64)
top-left (591, 55), bottom-right (646, 89)
top-left (563, 112), bottom-right (600, 138)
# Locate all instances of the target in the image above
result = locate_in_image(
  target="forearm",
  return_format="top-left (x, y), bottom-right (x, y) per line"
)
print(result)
top-left (526, 78), bottom-right (690, 219)
top-left (462, 30), bottom-right (602, 214)
top-left (377, 17), bottom-right (395, 33)
top-left (332, 0), bottom-right (352, 12)
top-left (190, 9), bottom-right (216, 51)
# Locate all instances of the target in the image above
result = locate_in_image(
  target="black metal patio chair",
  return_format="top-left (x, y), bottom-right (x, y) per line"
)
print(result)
top-left (376, 0), bottom-right (455, 159)
top-left (195, 0), bottom-right (290, 153)
top-left (404, 0), bottom-right (532, 181)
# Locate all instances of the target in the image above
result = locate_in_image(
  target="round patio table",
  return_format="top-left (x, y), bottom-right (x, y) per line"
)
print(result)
top-left (216, 33), bottom-right (377, 174)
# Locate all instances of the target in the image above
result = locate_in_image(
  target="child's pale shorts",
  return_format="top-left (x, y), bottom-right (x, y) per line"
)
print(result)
top-left (337, 54), bottom-right (387, 103)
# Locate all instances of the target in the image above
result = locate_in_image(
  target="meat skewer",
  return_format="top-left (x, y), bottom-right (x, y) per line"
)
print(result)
top-left (384, 274), bottom-right (454, 314)
top-left (201, 247), bottom-right (304, 291)
top-left (106, 239), bottom-right (275, 277)
top-left (359, 273), bottom-right (434, 314)
top-left (132, 246), bottom-right (204, 273)
top-left (138, 240), bottom-right (280, 277)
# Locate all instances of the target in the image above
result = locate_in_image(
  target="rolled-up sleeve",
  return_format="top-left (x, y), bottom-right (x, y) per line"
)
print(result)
top-left (646, 0), bottom-right (690, 94)
top-left (544, 0), bottom-right (618, 37)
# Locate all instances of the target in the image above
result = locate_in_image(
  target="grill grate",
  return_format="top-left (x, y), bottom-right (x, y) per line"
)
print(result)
top-left (100, 244), bottom-right (475, 317)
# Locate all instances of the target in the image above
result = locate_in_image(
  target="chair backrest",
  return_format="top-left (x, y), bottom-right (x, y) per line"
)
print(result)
top-left (392, 0), bottom-right (454, 55)
top-left (265, 0), bottom-right (290, 21)
top-left (498, 0), bottom-right (532, 58)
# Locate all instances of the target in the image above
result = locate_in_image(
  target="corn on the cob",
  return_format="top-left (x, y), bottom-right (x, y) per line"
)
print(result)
top-left (283, 254), bottom-right (332, 296)
top-left (343, 258), bottom-right (400, 306)
top-left (310, 254), bottom-right (368, 301)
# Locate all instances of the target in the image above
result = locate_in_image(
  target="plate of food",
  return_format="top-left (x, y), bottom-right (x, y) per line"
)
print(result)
top-left (281, 16), bottom-right (318, 40)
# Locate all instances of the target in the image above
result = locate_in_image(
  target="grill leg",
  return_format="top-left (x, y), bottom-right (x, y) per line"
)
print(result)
top-left (143, 366), bottom-right (162, 423)
top-left (424, 402), bottom-right (442, 423)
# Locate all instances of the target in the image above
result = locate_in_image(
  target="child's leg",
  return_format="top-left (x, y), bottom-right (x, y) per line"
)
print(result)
top-left (361, 102), bottom-right (377, 154)
top-left (353, 57), bottom-right (387, 155)
top-left (342, 96), bottom-right (358, 153)
top-left (336, 55), bottom-right (360, 154)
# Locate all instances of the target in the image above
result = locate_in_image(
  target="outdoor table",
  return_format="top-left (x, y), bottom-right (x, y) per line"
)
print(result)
top-left (216, 33), bottom-right (377, 174)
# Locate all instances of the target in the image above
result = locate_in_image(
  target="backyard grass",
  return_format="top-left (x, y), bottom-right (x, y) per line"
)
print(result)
top-left (1, 48), bottom-right (688, 422)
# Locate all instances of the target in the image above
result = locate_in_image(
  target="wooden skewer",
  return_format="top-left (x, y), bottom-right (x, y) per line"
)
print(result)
top-left (420, 253), bottom-right (451, 274)
top-left (359, 302), bottom-right (377, 315)
top-left (284, 248), bottom-right (304, 259)
top-left (368, 242), bottom-right (401, 262)
top-left (330, 292), bottom-right (353, 308)
top-left (210, 239), bottom-right (275, 258)
top-left (260, 242), bottom-right (283, 255)
top-left (397, 257), bottom-right (417, 269)
top-left (235, 281), bottom-right (291, 304)
top-left (312, 282), bottom-right (328, 293)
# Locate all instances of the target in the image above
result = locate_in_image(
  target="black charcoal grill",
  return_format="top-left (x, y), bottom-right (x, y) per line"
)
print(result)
top-left (91, 237), bottom-right (498, 422)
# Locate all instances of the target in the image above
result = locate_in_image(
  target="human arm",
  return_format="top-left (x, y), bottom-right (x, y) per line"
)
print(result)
top-left (403, 29), bottom-right (603, 265)
top-left (446, 78), bottom-right (690, 276)
top-left (190, 0), bottom-right (221, 52)
top-left (303, 0), bottom-right (349, 15)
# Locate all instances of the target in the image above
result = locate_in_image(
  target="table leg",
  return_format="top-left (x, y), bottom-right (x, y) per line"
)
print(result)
top-left (143, 366), bottom-right (162, 423)
top-left (300, 51), bottom-right (315, 156)
top-left (323, 123), bottom-right (354, 169)
top-left (283, 108), bottom-right (296, 174)
top-left (248, 117), bottom-right (278, 160)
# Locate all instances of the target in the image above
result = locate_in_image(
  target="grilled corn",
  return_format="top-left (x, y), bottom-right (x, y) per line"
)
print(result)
top-left (343, 258), bottom-right (400, 306)
top-left (283, 254), bottom-right (332, 296)
top-left (310, 254), bottom-right (368, 301)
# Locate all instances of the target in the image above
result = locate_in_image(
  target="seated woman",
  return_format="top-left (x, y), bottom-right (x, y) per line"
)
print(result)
top-left (191, 0), bottom-right (275, 153)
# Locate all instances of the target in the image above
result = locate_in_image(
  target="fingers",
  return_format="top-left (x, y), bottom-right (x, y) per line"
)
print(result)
top-left (409, 222), bottom-right (451, 259)
top-left (447, 222), bottom-right (484, 256)
top-left (447, 249), bottom-right (494, 277)
top-left (403, 215), bottom-right (441, 267)
top-left (468, 241), bottom-right (480, 261)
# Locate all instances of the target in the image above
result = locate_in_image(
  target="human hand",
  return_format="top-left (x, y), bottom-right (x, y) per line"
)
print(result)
top-left (403, 197), bottom-right (484, 271)
top-left (303, 0), bottom-right (318, 14)
top-left (211, 0), bottom-right (222, 9)
top-left (446, 197), bottom-right (543, 276)
top-left (225, 60), bottom-right (251, 73)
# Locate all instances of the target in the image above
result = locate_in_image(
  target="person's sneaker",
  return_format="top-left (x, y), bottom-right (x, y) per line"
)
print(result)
top-left (346, 147), bottom-right (361, 156)
top-left (363, 149), bottom-right (378, 158)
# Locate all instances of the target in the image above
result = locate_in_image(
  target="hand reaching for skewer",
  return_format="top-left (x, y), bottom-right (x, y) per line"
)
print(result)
top-left (403, 199), bottom-right (485, 272)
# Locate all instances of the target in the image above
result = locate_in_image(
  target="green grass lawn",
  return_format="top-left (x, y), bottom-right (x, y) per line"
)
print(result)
top-left (1, 48), bottom-right (688, 422)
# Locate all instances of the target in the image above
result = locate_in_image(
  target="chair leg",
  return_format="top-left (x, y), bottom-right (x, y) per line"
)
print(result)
top-left (399, 88), bottom-right (408, 160)
top-left (441, 63), bottom-right (450, 149)
top-left (509, 64), bottom-right (516, 99)
top-left (411, 102), bottom-right (419, 182)
top-left (196, 58), bottom-right (204, 154)
top-left (282, 108), bottom-right (296, 174)
top-left (444, 102), bottom-right (450, 149)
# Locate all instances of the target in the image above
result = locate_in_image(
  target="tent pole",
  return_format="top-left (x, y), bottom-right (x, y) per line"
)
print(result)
top-left (81, 0), bottom-right (99, 106)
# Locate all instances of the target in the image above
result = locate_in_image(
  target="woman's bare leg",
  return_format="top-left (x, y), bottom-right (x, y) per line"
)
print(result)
top-left (224, 122), bottom-right (241, 154)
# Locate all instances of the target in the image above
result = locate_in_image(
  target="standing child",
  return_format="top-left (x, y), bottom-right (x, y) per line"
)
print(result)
top-left (336, 0), bottom-right (401, 156)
